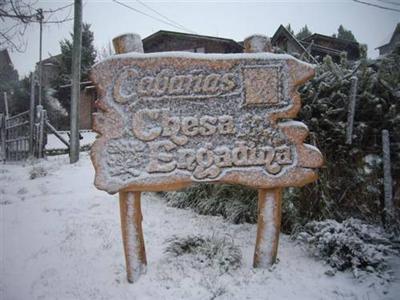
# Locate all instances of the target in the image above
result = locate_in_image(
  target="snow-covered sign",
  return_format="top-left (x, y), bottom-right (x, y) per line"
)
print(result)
top-left (91, 52), bottom-right (322, 194)
top-left (90, 33), bottom-right (323, 283)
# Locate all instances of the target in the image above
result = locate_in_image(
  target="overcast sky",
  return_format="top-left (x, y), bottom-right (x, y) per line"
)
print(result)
top-left (7, 0), bottom-right (400, 77)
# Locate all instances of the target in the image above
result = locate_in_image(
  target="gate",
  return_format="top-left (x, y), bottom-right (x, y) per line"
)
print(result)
top-left (0, 106), bottom-right (46, 161)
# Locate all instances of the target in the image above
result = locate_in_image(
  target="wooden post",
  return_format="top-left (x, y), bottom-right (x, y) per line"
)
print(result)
top-left (254, 188), bottom-right (282, 267)
top-left (113, 33), bottom-right (144, 54)
top-left (69, 0), bottom-right (82, 164)
top-left (382, 129), bottom-right (393, 225)
top-left (243, 35), bottom-right (283, 268)
top-left (36, 105), bottom-right (44, 158)
top-left (346, 76), bottom-right (358, 145)
top-left (37, 8), bottom-right (44, 106)
top-left (29, 73), bottom-right (35, 155)
top-left (0, 114), bottom-right (5, 161)
top-left (119, 191), bottom-right (147, 283)
top-left (111, 33), bottom-right (147, 283)
top-left (3, 92), bottom-right (9, 118)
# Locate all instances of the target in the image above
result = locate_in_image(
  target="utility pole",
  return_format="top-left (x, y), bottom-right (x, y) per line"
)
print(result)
top-left (29, 73), bottom-right (35, 156)
top-left (382, 129), bottom-right (393, 226)
top-left (36, 8), bottom-right (44, 106)
top-left (70, 0), bottom-right (82, 163)
top-left (3, 92), bottom-right (9, 118)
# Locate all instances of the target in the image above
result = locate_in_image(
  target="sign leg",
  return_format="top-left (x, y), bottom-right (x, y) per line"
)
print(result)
top-left (253, 188), bottom-right (282, 268)
top-left (119, 191), bottom-right (147, 283)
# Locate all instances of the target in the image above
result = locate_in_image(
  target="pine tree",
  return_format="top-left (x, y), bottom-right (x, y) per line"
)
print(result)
top-left (285, 23), bottom-right (294, 35)
top-left (296, 25), bottom-right (312, 40)
top-left (337, 25), bottom-right (357, 42)
top-left (52, 23), bottom-right (97, 115)
top-left (57, 23), bottom-right (96, 83)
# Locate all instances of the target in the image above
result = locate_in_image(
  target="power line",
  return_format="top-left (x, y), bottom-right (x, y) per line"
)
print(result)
top-left (375, 0), bottom-right (400, 7)
top-left (352, 0), bottom-right (400, 12)
top-left (112, 0), bottom-right (196, 33)
top-left (134, 0), bottom-right (196, 34)
top-left (42, 3), bottom-right (74, 14)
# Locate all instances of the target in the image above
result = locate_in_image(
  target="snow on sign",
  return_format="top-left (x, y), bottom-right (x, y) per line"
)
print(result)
top-left (90, 34), bottom-right (323, 283)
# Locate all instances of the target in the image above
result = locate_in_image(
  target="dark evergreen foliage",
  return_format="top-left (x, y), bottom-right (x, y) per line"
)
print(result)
top-left (297, 49), bottom-right (399, 225)
top-left (296, 25), bottom-right (312, 40)
top-left (285, 23), bottom-right (294, 35)
top-left (336, 25), bottom-right (357, 42)
top-left (7, 75), bottom-right (30, 114)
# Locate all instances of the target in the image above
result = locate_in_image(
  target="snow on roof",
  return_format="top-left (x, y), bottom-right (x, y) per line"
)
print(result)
top-left (143, 30), bottom-right (243, 48)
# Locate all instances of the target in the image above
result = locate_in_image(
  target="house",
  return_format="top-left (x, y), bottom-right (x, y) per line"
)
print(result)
top-left (301, 33), bottom-right (361, 62)
top-left (38, 54), bottom-right (62, 88)
top-left (271, 25), bottom-right (317, 63)
top-left (57, 81), bottom-right (97, 130)
top-left (37, 54), bottom-right (97, 130)
top-left (271, 25), bottom-right (361, 63)
top-left (376, 23), bottom-right (400, 56)
top-left (143, 30), bottom-right (243, 54)
top-left (0, 49), bottom-right (18, 83)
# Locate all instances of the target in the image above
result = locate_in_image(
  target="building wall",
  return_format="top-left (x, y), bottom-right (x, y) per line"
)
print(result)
top-left (79, 88), bottom-right (96, 130)
top-left (311, 39), bottom-right (359, 61)
top-left (287, 41), bottom-right (302, 55)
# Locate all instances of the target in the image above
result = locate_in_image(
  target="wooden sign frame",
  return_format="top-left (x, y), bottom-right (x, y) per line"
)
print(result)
top-left (90, 34), bottom-right (323, 283)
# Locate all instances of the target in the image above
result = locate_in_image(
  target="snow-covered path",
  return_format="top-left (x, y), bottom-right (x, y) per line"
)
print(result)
top-left (1, 153), bottom-right (399, 299)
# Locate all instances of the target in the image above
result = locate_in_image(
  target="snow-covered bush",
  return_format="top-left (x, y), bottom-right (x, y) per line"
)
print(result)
top-left (29, 166), bottom-right (48, 179)
top-left (165, 49), bottom-right (400, 232)
top-left (294, 218), bottom-right (398, 278)
top-left (297, 49), bottom-right (400, 224)
top-left (44, 88), bottom-right (69, 129)
top-left (165, 235), bottom-right (242, 273)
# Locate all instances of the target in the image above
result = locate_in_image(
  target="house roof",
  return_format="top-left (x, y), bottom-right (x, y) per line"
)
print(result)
top-left (302, 33), bottom-right (359, 47)
top-left (38, 54), bottom-right (62, 66)
top-left (142, 30), bottom-right (243, 50)
top-left (376, 23), bottom-right (400, 49)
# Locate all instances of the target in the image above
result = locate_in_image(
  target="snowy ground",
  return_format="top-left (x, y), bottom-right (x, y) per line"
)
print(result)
top-left (1, 153), bottom-right (399, 300)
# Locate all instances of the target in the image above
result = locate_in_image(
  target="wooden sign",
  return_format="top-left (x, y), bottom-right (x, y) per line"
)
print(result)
top-left (90, 34), bottom-right (323, 283)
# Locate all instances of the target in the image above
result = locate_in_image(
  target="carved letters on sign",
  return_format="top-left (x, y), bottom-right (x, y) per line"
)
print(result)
top-left (91, 53), bottom-right (323, 194)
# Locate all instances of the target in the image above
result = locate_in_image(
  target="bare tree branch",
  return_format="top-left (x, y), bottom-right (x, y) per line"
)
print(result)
top-left (0, 0), bottom-right (73, 52)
